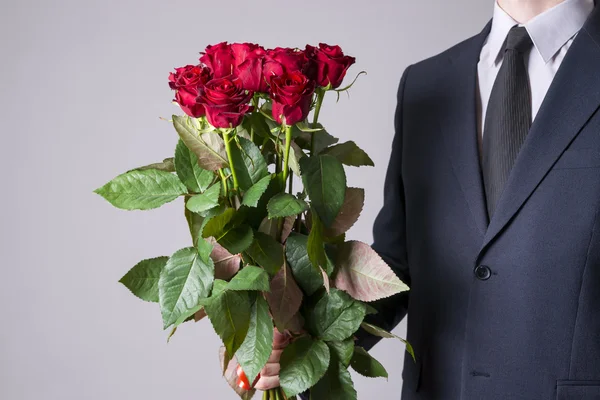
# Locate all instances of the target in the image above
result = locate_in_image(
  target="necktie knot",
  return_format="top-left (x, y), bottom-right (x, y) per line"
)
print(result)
top-left (504, 26), bottom-right (533, 53)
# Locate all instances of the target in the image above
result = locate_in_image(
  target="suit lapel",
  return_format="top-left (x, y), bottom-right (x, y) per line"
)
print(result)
top-left (440, 21), bottom-right (492, 236)
top-left (476, 6), bottom-right (600, 262)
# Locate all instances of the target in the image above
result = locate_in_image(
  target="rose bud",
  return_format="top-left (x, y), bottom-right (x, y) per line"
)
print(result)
top-left (168, 65), bottom-right (212, 118)
top-left (200, 42), bottom-right (235, 79)
top-left (305, 43), bottom-right (356, 88)
top-left (197, 76), bottom-right (254, 129)
top-left (270, 70), bottom-right (316, 126)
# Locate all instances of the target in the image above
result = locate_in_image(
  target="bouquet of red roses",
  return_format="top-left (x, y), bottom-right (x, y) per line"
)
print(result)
top-left (95, 42), bottom-right (412, 399)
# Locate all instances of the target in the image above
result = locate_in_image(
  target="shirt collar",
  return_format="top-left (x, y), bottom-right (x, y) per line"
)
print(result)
top-left (484, 0), bottom-right (594, 66)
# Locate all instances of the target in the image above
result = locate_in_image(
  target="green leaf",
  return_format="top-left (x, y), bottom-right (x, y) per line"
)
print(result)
top-left (310, 360), bottom-right (357, 400)
top-left (130, 158), bottom-right (175, 173)
top-left (227, 266), bottom-right (270, 291)
top-left (218, 224), bottom-right (254, 255)
top-left (211, 279), bottom-right (229, 297)
top-left (327, 339), bottom-right (355, 368)
top-left (279, 337), bottom-right (330, 397)
top-left (267, 193), bottom-right (308, 219)
top-left (360, 322), bottom-right (416, 362)
top-left (158, 247), bottom-right (214, 329)
top-left (300, 154), bottom-right (346, 226)
top-left (245, 174), bottom-right (284, 228)
top-left (309, 288), bottom-right (366, 341)
top-left (308, 210), bottom-right (327, 270)
top-left (185, 205), bottom-right (205, 246)
top-left (202, 207), bottom-right (236, 239)
top-left (350, 346), bottom-right (388, 378)
top-left (289, 143), bottom-right (305, 177)
top-left (285, 233), bottom-right (323, 296)
top-left (173, 115), bottom-right (228, 170)
top-left (248, 112), bottom-right (272, 138)
top-left (94, 169), bottom-right (187, 210)
top-left (235, 296), bottom-right (273, 383)
top-left (295, 123), bottom-right (339, 153)
top-left (265, 263), bottom-right (303, 331)
top-left (205, 288), bottom-right (251, 357)
top-left (119, 256), bottom-right (168, 302)
top-left (321, 141), bottom-right (374, 167)
top-left (185, 183), bottom-right (221, 213)
top-left (365, 304), bottom-right (379, 315)
top-left (334, 240), bottom-right (410, 302)
top-left (242, 174), bottom-right (272, 208)
top-left (175, 139), bottom-right (214, 193)
top-left (238, 136), bottom-right (269, 186)
top-left (228, 136), bottom-right (269, 191)
top-left (246, 232), bottom-right (284, 275)
top-left (296, 121), bottom-right (324, 132)
top-left (197, 237), bottom-right (214, 263)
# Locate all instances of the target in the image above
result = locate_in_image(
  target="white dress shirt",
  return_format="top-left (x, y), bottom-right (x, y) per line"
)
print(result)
top-left (477, 0), bottom-right (594, 156)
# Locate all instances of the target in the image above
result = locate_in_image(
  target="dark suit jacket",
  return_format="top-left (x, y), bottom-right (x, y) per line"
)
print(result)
top-left (353, 4), bottom-right (600, 400)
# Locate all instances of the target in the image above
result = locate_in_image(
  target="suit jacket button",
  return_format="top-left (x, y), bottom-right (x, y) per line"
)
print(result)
top-left (475, 265), bottom-right (491, 280)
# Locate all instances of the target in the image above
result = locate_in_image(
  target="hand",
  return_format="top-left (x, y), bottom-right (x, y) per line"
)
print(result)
top-left (253, 328), bottom-right (291, 391)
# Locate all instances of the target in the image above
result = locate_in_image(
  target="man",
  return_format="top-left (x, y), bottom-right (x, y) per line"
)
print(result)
top-left (259, 0), bottom-right (600, 398)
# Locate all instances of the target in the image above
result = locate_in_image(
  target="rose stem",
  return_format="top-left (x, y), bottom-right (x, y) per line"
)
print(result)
top-left (222, 129), bottom-right (240, 192)
top-left (262, 390), bottom-right (268, 400)
top-left (281, 125), bottom-right (293, 188)
top-left (218, 168), bottom-right (229, 201)
top-left (251, 96), bottom-right (259, 142)
top-left (310, 87), bottom-right (326, 155)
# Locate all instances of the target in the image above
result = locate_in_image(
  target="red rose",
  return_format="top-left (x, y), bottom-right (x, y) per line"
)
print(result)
top-left (168, 64), bottom-right (212, 117)
top-left (231, 43), bottom-right (265, 66)
top-left (305, 43), bottom-right (355, 88)
top-left (197, 76), bottom-right (253, 128)
top-left (270, 71), bottom-right (315, 125)
top-left (231, 43), bottom-right (269, 92)
top-left (200, 42), bottom-right (235, 78)
top-left (263, 47), bottom-right (310, 85)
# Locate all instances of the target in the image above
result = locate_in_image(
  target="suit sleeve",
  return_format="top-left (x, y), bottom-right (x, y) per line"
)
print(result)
top-left (353, 65), bottom-right (412, 352)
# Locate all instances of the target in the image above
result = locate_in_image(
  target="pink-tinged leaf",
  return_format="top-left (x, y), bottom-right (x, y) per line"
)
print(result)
top-left (266, 262), bottom-right (303, 331)
top-left (209, 237), bottom-right (241, 280)
top-left (285, 311), bottom-right (306, 334)
top-left (280, 215), bottom-right (296, 243)
top-left (219, 347), bottom-right (256, 399)
top-left (259, 215), bottom-right (296, 243)
top-left (324, 188), bottom-right (364, 237)
top-left (258, 216), bottom-right (278, 238)
top-left (334, 241), bottom-right (409, 302)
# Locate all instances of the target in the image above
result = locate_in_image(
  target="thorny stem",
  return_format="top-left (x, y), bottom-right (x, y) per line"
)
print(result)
top-left (282, 125), bottom-right (293, 189)
top-left (310, 88), bottom-right (325, 155)
top-left (222, 129), bottom-right (240, 192)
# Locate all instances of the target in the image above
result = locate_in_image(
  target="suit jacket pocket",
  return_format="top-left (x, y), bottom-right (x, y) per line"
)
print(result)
top-left (553, 148), bottom-right (600, 169)
top-left (556, 380), bottom-right (600, 399)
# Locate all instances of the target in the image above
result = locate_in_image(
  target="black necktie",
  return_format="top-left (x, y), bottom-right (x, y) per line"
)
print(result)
top-left (482, 25), bottom-right (534, 219)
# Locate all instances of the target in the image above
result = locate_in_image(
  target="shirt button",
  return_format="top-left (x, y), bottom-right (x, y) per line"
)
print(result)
top-left (474, 265), bottom-right (492, 280)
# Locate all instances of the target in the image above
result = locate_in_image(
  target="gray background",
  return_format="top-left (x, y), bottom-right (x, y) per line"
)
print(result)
top-left (0, 0), bottom-right (491, 398)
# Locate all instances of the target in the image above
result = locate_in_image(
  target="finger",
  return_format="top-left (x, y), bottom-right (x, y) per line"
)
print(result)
top-left (253, 375), bottom-right (280, 391)
top-left (259, 362), bottom-right (281, 376)
top-left (267, 349), bottom-right (283, 363)
top-left (272, 331), bottom-right (290, 349)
